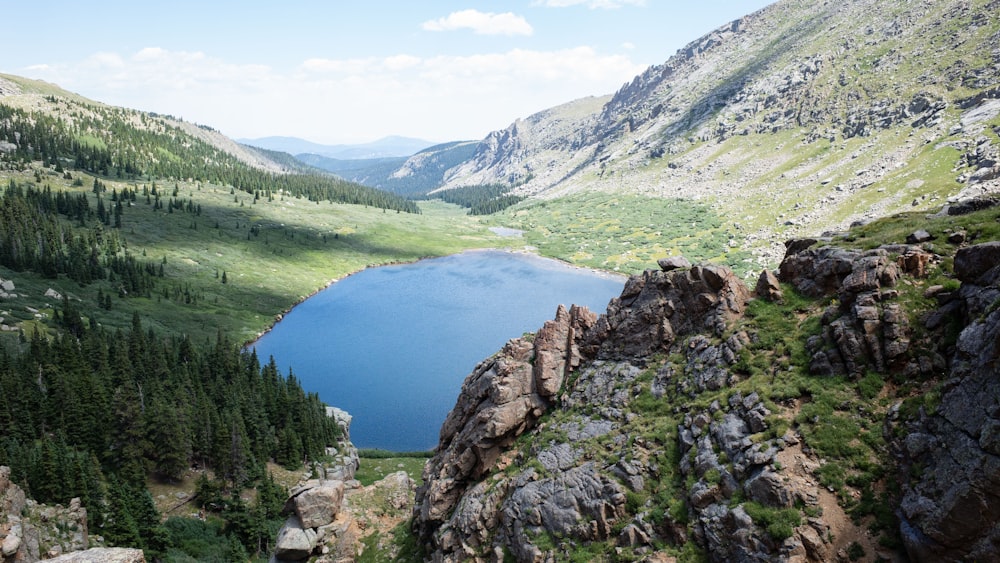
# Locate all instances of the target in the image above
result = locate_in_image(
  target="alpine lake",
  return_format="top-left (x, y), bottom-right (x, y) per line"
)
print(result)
top-left (251, 249), bottom-right (626, 452)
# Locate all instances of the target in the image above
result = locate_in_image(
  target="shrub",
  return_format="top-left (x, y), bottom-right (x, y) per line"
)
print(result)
top-left (742, 501), bottom-right (801, 541)
top-left (847, 541), bottom-right (865, 561)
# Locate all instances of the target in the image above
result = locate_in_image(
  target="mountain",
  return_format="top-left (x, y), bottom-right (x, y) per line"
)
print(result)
top-left (410, 0), bottom-right (1000, 267)
top-left (295, 141), bottom-right (480, 197)
top-left (239, 135), bottom-right (437, 159)
top-left (3, 0), bottom-right (1000, 559)
top-left (401, 0), bottom-right (1000, 560)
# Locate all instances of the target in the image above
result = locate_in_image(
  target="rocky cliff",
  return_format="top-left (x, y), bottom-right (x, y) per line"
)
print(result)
top-left (413, 202), bottom-right (1000, 561)
top-left (893, 240), bottom-right (1000, 561)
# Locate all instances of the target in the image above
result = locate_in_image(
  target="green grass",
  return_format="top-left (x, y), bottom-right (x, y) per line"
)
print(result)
top-left (742, 501), bottom-right (801, 541)
top-left (0, 166), bottom-right (502, 343)
top-left (354, 455), bottom-right (429, 487)
top-left (841, 204), bottom-right (1000, 251)
top-left (488, 191), bottom-right (752, 276)
top-left (355, 521), bottom-right (425, 563)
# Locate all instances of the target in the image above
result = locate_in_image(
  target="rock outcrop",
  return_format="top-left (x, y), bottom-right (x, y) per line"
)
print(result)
top-left (1, 467), bottom-right (90, 563)
top-left (414, 262), bottom-right (763, 561)
top-left (414, 304), bottom-right (598, 543)
top-left (271, 406), bottom-right (417, 563)
top-left (778, 240), bottom-right (936, 378)
top-left (272, 407), bottom-right (362, 563)
top-left (894, 241), bottom-right (1000, 562)
top-left (46, 548), bottom-right (145, 562)
top-left (413, 225), bottom-right (1000, 561)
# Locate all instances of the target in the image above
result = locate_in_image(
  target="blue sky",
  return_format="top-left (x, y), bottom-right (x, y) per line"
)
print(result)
top-left (2, 1), bottom-right (774, 144)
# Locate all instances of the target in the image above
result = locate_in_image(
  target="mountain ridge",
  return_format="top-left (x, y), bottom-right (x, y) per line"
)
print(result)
top-left (394, 0), bottom-right (1000, 269)
top-left (239, 135), bottom-right (438, 160)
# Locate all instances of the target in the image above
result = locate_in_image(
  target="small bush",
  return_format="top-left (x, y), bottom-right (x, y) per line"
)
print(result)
top-left (847, 541), bottom-right (865, 561)
top-left (742, 501), bottom-right (801, 541)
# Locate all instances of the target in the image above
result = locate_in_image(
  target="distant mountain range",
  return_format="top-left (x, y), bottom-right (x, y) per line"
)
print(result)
top-left (238, 135), bottom-right (438, 160)
top-left (297, 141), bottom-right (479, 197)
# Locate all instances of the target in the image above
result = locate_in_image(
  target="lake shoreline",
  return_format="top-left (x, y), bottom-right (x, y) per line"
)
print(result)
top-left (245, 245), bottom-right (629, 349)
top-left (250, 247), bottom-right (628, 450)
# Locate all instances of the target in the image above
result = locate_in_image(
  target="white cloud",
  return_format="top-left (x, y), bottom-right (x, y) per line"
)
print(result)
top-left (422, 9), bottom-right (533, 36)
top-left (533, 0), bottom-right (646, 8)
top-left (301, 57), bottom-right (377, 74)
top-left (384, 54), bottom-right (422, 71)
top-left (19, 46), bottom-right (645, 143)
top-left (83, 52), bottom-right (126, 69)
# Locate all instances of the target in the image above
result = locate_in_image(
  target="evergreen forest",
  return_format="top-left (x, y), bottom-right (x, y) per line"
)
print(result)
top-left (0, 94), bottom-right (398, 561)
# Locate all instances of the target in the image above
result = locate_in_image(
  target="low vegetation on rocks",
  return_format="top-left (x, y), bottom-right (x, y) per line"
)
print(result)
top-left (412, 202), bottom-right (1000, 562)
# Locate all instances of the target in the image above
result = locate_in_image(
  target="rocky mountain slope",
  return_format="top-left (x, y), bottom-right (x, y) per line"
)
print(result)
top-left (412, 0), bottom-right (1000, 266)
top-left (412, 199), bottom-right (1000, 561)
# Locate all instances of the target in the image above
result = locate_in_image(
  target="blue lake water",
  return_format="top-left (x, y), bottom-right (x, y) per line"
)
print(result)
top-left (251, 250), bottom-right (625, 451)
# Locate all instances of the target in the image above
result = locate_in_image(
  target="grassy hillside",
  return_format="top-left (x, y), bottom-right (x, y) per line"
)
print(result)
top-left (0, 76), bottom-right (509, 344)
top-left (0, 166), bottom-right (499, 344)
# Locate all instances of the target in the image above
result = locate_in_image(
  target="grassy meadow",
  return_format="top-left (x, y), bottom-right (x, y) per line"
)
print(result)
top-left (0, 166), bottom-right (504, 344)
top-left (487, 191), bottom-right (755, 277)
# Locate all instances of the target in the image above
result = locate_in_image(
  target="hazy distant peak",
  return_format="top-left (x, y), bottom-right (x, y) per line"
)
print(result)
top-left (238, 135), bottom-right (438, 159)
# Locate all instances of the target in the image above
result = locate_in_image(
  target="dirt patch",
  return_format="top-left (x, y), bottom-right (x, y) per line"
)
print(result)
top-left (776, 443), bottom-right (901, 562)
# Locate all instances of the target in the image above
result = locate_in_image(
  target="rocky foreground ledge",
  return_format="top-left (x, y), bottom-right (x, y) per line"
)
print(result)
top-left (270, 407), bottom-right (417, 563)
top-left (412, 233), bottom-right (1000, 562)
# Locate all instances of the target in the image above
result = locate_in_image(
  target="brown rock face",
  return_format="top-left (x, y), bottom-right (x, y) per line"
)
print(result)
top-left (533, 305), bottom-right (598, 398)
top-left (755, 269), bottom-right (783, 302)
top-left (587, 264), bottom-right (751, 360)
top-left (414, 304), bottom-right (598, 544)
top-left (414, 264), bottom-right (753, 560)
top-left (777, 244), bottom-right (924, 378)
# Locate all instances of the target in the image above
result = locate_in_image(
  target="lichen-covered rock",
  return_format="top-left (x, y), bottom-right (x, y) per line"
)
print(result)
top-left (953, 240), bottom-right (1000, 284)
top-left (415, 305), bottom-right (599, 549)
top-left (1, 467), bottom-right (91, 563)
top-left (499, 464), bottom-right (627, 562)
top-left (781, 244), bottom-right (922, 378)
top-left (755, 269), bottom-right (783, 302)
top-left (587, 264), bottom-right (751, 360)
top-left (414, 264), bottom-right (755, 560)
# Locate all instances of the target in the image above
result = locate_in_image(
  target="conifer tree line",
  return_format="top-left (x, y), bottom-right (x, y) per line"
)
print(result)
top-left (0, 101), bottom-right (420, 213)
top-left (0, 314), bottom-right (340, 552)
top-left (0, 179), bottom-right (158, 293)
top-left (0, 95), bottom-right (360, 556)
top-left (427, 183), bottom-right (525, 215)
top-left (0, 175), bottom-right (341, 557)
